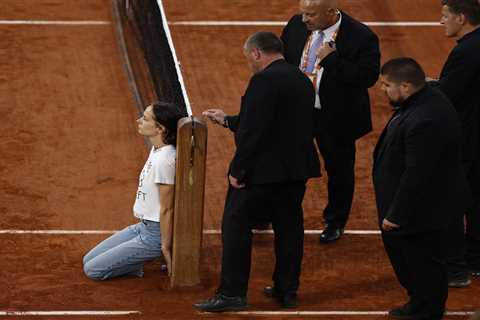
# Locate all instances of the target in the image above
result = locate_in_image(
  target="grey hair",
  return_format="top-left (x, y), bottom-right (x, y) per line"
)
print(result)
top-left (245, 31), bottom-right (284, 54)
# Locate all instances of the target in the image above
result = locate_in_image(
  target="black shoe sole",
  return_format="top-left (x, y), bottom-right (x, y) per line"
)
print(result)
top-left (319, 228), bottom-right (344, 244)
top-left (319, 234), bottom-right (342, 243)
top-left (388, 313), bottom-right (426, 320)
top-left (448, 278), bottom-right (472, 288)
top-left (280, 301), bottom-right (298, 309)
top-left (196, 305), bottom-right (247, 313)
top-left (263, 287), bottom-right (298, 308)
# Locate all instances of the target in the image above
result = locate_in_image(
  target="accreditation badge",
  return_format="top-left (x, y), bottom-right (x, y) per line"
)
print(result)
top-left (304, 71), bottom-right (318, 90)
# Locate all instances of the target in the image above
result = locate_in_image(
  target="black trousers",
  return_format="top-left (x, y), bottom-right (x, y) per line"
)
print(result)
top-left (465, 160), bottom-right (480, 269)
top-left (218, 181), bottom-right (306, 297)
top-left (446, 160), bottom-right (480, 275)
top-left (382, 231), bottom-right (447, 318)
top-left (314, 131), bottom-right (356, 229)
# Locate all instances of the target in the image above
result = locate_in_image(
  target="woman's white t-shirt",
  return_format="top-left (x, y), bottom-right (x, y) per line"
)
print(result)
top-left (133, 145), bottom-right (176, 222)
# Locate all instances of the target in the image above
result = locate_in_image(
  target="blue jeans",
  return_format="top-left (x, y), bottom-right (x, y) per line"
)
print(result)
top-left (83, 220), bottom-right (161, 280)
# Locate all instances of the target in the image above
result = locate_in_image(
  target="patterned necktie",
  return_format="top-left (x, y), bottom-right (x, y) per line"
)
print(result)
top-left (305, 31), bottom-right (324, 73)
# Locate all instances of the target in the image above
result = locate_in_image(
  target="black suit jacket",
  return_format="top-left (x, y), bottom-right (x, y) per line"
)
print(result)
top-left (373, 86), bottom-right (470, 235)
top-left (434, 27), bottom-right (480, 162)
top-left (225, 59), bottom-right (321, 185)
top-left (281, 12), bottom-right (380, 141)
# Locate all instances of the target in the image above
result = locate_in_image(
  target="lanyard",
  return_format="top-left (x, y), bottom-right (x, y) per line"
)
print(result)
top-left (300, 30), bottom-right (339, 77)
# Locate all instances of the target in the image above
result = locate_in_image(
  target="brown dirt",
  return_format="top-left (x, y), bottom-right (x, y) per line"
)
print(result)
top-left (0, 0), bottom-right (477, 318)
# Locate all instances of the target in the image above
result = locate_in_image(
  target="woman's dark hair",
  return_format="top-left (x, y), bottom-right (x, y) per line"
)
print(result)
top-left (151, 102), bottom-right (186, 145)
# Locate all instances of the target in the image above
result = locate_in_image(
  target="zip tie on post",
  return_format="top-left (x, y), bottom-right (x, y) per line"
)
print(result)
top-left (190, 116), bottom-right (196, 167)
top-left (187, 116), bottom-right (196, 186)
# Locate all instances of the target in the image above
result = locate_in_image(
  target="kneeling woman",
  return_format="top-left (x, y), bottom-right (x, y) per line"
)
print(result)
top-left (83, 102), bottom-right (185, 280)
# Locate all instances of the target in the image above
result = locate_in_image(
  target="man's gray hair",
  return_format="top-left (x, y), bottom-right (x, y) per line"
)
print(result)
top-left (245, 31), bottom-right (284, 54)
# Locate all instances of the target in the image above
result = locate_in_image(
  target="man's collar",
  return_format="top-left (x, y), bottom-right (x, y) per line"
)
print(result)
top-left (263, 58), bottom-right (285, 71)
top-left (457, 25), bottom-right (480, 43)
top-left (397, 85), bottom-right (428, 110)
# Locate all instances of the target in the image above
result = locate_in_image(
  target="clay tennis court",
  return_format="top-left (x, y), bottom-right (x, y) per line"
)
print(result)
top-left (0, 0), bottom-right (478, 319)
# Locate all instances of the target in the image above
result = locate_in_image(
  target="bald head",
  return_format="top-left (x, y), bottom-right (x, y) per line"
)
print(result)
top-left (299, 0), bottom-right (340, 30)
top-left (300, 0), bottom-right (338, 8)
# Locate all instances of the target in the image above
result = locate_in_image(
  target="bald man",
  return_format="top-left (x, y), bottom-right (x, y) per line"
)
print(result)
top-left (281, 0), bottom-right (380, 243)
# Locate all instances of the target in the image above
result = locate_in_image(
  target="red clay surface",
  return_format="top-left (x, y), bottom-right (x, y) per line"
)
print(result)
top-left (1, 235), bottom-right (477, 318)
top-left (0, 0), bottom-right (111, 20)
top-left (163, 0), bottom-right (444, 22)
top-left (0, 0), bottom-right (478, 319)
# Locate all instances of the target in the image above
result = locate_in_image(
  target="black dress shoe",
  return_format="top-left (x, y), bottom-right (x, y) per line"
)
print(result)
top-left (263, 286), bottom-right (298, 308)
top-left (319, 226), bottom-right (344, 243)
top-left (448, 272), bottom-right (471, 288)
top-left (194, 294), bottom-right (247, 313)
top-left (388, 301), bottom-right (428, 320)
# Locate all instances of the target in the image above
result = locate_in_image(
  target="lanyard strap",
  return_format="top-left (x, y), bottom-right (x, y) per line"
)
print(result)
top-left (300, 30), bottom-right (339, 76)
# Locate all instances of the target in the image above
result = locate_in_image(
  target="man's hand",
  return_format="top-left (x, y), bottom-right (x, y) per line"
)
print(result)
top-left (229, 174), bottom-right (245, 189)
top-left (316, 41), bottom-right (336, 63)
top-left (202, 109), bottom-right (227, 126)
top-left (382, 218), bottom-right (400, 231)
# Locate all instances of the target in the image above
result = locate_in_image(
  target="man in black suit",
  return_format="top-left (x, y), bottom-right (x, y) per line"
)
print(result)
top-left (281, 0), bottom-right (380, 243)
top-left (374, 58), bottom-right (470, 320)
top-left (194, 32), bottom-right (320, 312)
top-left (430, 0), bottom-right (480, 287)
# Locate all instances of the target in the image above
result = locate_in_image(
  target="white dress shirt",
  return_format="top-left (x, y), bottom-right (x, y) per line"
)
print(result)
top-left (301, 13), bottom-right (342, 109)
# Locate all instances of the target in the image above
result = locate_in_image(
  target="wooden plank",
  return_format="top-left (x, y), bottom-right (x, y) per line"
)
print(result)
top-left (171, 117), bottom-right (207, 287)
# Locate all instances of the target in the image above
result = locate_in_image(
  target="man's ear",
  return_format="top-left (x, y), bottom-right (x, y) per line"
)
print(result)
top-left (456, 13), bottom-right (467, 25)
top-left (399, 82), bottom-right (412, 93)
top-left (252, 47), bottom-right (262, 60)
top-left (326, 7), bottom-right (337, 17)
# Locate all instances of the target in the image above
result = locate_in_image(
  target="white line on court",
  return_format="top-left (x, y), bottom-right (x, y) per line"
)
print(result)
top-left (0, 230), bottom-right (117, 235)
top-left (169, 21), bottom-right (442, 27)
top-left (224, 310), bottom-right (474, 316)
top-left (0, 20), bottom-right (110, 25)
top-left (0, 310), bottom-right (473, 317)
top-left (0, 229), bottom-right (381, 235)
top-left (0, 311), bottom-right (140, 316)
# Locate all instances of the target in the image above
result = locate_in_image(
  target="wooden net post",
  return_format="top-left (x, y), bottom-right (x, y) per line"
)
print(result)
top-left (171, 116), bottom-right (207, 287)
